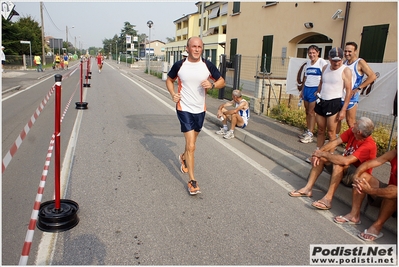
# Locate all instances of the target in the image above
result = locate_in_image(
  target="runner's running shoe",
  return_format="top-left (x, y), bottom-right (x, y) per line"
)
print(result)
top-left (215, 128), bottom-right (227, 135)
top-left (179, 154), bottom-right (188, 173)
top-left (223, 131), bottom-right (235, 139)
top-left (300, 133), bottom-right (313, 143)
top-left (298, 129), bottom-right (310, 138)
top-left (187, 180), bottom-right (201, 195)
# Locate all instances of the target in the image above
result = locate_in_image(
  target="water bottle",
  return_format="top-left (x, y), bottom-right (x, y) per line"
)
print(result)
top-left (298, 98), bottom-right (302, 108)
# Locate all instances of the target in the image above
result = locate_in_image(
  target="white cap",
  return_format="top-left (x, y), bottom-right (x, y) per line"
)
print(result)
top-left (1, 46), bottom-right (4, 49)
top-left (181, 51), bottom-right (188, 57)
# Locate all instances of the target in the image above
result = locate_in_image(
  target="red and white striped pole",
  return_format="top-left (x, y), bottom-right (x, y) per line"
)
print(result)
top-left (75, 59), bottom-right (88, 109)
top-left (37, 75), bottom-right (79, 233)
top-left (83, 57), bottom-right (91, 87)
top-left (54, 74), bottom-right (62, 209)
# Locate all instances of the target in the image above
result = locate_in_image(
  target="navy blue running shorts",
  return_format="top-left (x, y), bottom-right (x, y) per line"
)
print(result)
top-left (176, 110), bottom-right (206, 133)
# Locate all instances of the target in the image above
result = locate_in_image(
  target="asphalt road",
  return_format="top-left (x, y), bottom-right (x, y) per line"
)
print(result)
top-left (2, 60), bottom-right (397, 265)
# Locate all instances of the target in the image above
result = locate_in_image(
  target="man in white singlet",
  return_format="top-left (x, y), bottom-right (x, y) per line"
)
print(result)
top-left (314, 47), bottom-right (352, 153)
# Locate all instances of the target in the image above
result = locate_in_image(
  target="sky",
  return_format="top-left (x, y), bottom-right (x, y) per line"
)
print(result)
top-left (10, 0), bottom-right (198, 48)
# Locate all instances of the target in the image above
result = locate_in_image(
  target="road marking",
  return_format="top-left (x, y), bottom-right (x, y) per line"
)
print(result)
top-left (2, 75), bottom-right (53, 101)
top-left (35, 92), bottom-right (86, 265)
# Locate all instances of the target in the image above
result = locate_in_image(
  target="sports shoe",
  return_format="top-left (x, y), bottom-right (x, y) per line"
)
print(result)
top-left (300, 133), bottom-right (313, 143)
top-left (215, 128), bottom-right (227, 135)
top-left (223, 131), bottom-right (235, 139)
top-left (179, 154), bottom-right (188, 173)
top-left (187, 180), bottom-right (201, 195)
top-left (298, 130), bottom-right (309, 138)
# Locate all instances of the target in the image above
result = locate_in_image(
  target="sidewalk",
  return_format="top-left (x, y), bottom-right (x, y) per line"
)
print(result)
top-left (107, 60), bottom-right (396, 235)
top-left (1, 62), bottom-right (80, 94)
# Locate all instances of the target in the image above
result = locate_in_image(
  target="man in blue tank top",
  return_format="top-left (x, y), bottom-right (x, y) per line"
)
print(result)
top-left (337, 42), bottom-right (376, 134)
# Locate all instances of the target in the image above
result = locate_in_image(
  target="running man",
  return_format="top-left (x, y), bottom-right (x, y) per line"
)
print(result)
top-left (97, 52), bottom-right (103, 73)
top-left (63, 52), bottom-right (69, 69)
top-left (166, 36), bottom-right (225, 195)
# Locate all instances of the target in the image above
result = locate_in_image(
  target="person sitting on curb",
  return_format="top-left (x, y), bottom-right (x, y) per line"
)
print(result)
top-left (288, 117), bottom-right (377, 210)
top-left (333, 147), bottom-right (397, 242)
top-left (215, 89), bottom-right (250, 140)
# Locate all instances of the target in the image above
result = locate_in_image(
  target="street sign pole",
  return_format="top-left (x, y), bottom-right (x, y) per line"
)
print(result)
top-left (20, 40), bottom-right (32, 67)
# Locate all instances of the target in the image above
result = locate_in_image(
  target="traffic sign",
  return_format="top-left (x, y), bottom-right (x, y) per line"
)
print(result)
top-left (1, 1), bottom-right (15, 20)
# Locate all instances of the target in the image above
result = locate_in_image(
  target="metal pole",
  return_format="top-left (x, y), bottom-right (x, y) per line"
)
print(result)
top-left (218, 54), bottom-right (226, 99)
top-left (147, 20), bottom-right (153, 75)
top-left (40, 2), bottom-right (46, 65)
top-left (54, 74), bottom-right (62, 210)
top-left (233, 54), bottom-right (241, 90)
top-left (148, 28), bottom-right (151, 74)
top-left (29, 42), bottom-right (32, 67)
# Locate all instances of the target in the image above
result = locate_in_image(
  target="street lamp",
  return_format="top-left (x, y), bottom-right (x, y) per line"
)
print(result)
top-left (20, 40), bottom-right (32, 67)
top-left (147, 20), bottom-right (153, 74)
top-left (66, 25), bottom-right (74, 52)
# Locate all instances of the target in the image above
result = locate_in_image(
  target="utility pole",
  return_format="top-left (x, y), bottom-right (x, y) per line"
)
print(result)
top-left (40, 2), bottom-right (46, 65)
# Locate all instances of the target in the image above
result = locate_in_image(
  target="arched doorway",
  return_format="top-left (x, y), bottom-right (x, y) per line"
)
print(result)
top-left (296, 34), bottom-right (333, 60)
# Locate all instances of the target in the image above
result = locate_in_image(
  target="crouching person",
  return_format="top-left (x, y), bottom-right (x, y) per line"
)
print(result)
top-left (215, 89), bottom-right (250, 140)
top-left (334, 147), bottom-right (397, 241)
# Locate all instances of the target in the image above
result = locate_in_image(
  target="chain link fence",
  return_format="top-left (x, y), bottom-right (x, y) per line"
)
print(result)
top-left (224, 55), bottom-right (397, 141)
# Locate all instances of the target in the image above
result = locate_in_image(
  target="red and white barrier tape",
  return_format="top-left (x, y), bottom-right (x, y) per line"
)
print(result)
top-left (2, 66), bottom-right (79, 174)
top-left (19, 135), bottom-right (55, 265)
top-left (18, 80), bottom-right (80, 265)
top-left (2, 85), bottom-right (55, 173)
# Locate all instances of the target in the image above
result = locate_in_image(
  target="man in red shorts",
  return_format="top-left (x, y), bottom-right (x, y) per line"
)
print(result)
top-left (97, 52), bottom-right (103, 73)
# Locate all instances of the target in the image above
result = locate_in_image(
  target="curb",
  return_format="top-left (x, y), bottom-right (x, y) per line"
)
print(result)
top-left (207, 114), bottom-right (397, 235)
top-left (2, 85), bottom-right (21, 95)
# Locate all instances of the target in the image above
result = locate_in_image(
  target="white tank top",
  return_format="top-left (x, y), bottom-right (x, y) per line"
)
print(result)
top-left (320, 64), bottom-right (346, 100)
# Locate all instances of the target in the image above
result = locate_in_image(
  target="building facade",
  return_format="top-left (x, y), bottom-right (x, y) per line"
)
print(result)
top-left (164, 2), bottom-right (227, 66)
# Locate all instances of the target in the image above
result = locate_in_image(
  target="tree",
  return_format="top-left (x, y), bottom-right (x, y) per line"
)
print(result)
top-left (14, 16), bottom-right (41, 55)
top-left (2, 16), bottom-right (42, 55)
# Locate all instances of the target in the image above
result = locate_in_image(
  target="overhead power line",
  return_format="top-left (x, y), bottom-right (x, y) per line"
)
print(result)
top-left (42, 3), bottom-right (63, 33)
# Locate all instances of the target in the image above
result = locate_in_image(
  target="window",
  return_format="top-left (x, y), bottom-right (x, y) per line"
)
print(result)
top-left (220, 3), bottom-right (228, 16)
top-left (222, 25), bottom-right (227, 34)
top-left (261, 35), bottom-right (273, 73)
top-left (359, 24), bottom-right (389, 63)
top-left (209, 7), bottom-right (220, 19)
top-left (232, 2), bottom-right (240, 14)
